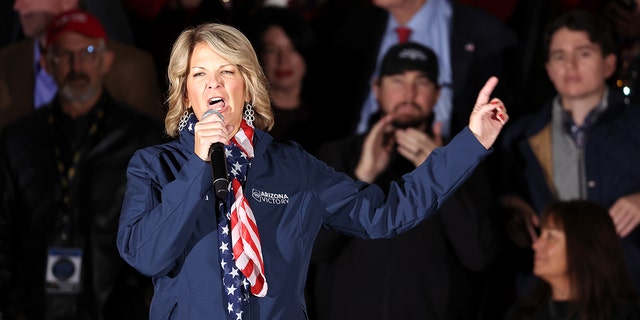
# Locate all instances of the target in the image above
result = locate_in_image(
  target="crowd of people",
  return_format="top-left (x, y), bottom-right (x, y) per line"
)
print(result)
top-left (0, 8), bottom-right (166, 319)
top-left (1, 0), bottom-right (640, 319)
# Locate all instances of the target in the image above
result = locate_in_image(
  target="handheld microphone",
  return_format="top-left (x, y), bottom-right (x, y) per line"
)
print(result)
top-left (202, 109), bottom-right (229, 199)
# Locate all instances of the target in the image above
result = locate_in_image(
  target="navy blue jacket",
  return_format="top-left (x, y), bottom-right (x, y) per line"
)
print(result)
top-left (500, 90), bottom-right (640, 292)
top-left (116, 125), bottom-right (489, 319)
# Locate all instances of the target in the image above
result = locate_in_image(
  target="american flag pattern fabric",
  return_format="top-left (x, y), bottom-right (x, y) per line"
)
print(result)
top-left (217, 120), bottom-right (267, 320)
top-left (230, 179), bottom-right (267, 296)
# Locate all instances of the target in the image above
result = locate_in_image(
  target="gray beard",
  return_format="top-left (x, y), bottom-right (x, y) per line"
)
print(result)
top-left (60, 84), bottom-right (97, 104)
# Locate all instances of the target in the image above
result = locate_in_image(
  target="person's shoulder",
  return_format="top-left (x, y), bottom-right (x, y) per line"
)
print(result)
top-left (604, 90), bottom-right (640, 124)
top-left (3, 105), bottom-right (50, 131)
top-left (609, 90), bottom-right (640, 112)
top-left (130, 137), bottom-right (181, 162)
top-left (318, 134), bottom-right (362, 156)
top-left (107, 94), bottom-right (157, 119)
top-left (451, 2), bottom-right (517, 44)
top-left (105, 95), bottom-right (165, 133)
top-left (499, 105), bottom-right (552, 150)
top-left (0, 38), bottom-right (32, 57)
top-left (502, 301), bottom-right (529, 320)
top-left (258, 132), bottom-right (324, 163)
top-left (336, 5), bottom-right (387, 32)
top-left (612, 301), bottom-right (640, 320)
top-left (508, 101), bottom-right (553, 131)
top-left (315, 134), bottom-right (364, 170)
top-left (255, 129), bottom-right (305, 158)
top-left (0, 106), bottom-right (51, 145)
top-left (452, 2), bottom-right (504, 23)
top-left (124, 140), bottom-right (181, 178)
top-left (349, 4), bottom-right (386, 19)
top-left (263, 137), bottom-right (306, 156)
top-left (106, 39), bottom-right (156, 69)
top-left (255, 128), bottom-right (336, 162)
top-left (114, 102), bottom-right (162, 124)
top-left (0, 39), bottom-right (32, 74)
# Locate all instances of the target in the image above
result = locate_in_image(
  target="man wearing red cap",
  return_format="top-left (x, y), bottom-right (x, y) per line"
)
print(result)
top-left (0, 0), bottom-right (164, 128)
top-left (0, 9), bottom-right (165, 320)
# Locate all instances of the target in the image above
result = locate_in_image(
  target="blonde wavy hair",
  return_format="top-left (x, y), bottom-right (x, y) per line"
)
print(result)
top-left (164, 23), bottom-right (274, 138)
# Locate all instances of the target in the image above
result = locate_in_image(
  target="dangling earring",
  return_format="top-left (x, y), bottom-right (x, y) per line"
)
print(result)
top-left (178, 109), bottom-right (191, 132)
top-left (243, 103), bottom-right (255, 127)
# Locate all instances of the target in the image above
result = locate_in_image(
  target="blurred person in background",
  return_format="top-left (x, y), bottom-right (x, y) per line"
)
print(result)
top-left (0, 0), bottom-right (164, 129)
top-left (0, 9), bottom-right (165, 320)
top-left (499, 9), bottom-right (640, 306)
top-left (309, 41), bottom-right (504, 320)
top-left (0, 0), bottom-right (21, 48)
top-left (603, 0), bottom-right (640, 105)
top-left (242, 5), bottom-right (324, 154)
top-left (115, 21), bottom-right (509, 320)
top-left (315, 0), bottom-right (519, 142)
top-left (504, 200), bottom-right (640, 320)
top-left (122, 0), bottom-right (254, 95)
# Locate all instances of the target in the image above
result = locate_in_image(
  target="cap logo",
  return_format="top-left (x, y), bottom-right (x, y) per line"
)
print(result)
top-left (45, 9), bottom-right (107, 49)
top-left (398, 48), bottom-right (428, 62)
top-left (54, 12), bottom-right (88, 29)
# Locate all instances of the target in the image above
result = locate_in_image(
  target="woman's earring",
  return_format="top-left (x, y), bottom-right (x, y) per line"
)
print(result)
top-left (178, 109), bottom-right (191, 132)
top-left (243, 103), bottom-right (255, 127)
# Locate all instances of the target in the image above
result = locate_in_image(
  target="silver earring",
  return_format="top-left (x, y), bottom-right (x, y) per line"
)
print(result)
top-left (243, 103), bottom-right (255, 127)
top-left (178, 109), bottom-right (191, 132)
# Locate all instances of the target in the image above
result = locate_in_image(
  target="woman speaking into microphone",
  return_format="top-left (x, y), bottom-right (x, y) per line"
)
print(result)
top-left (116, 22), bottom-right (509, 320)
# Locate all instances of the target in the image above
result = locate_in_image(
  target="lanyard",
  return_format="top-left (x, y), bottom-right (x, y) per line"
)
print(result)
top-left (48, 107), bottom-right (104, 244)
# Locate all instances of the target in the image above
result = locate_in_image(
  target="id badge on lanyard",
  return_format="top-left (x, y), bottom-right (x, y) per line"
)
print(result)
top-left (45, 247), bottom-right (83, 294)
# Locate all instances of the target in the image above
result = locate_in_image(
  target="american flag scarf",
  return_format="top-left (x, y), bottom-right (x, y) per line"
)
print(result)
top-left (216, 119), bottom-right (267, 320)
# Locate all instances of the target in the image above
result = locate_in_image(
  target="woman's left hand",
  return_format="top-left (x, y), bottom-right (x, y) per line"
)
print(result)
top-left (468, 76), bottom-right (509, 149)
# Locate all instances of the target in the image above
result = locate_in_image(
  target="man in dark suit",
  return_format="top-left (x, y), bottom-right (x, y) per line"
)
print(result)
top-left (0, 0), bottom-right (164, 128)
top-left (314, 0), bottom-right (519, 143)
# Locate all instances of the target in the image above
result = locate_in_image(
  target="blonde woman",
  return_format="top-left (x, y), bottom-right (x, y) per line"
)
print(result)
top-left (116, 22), bottom-right (509, 320)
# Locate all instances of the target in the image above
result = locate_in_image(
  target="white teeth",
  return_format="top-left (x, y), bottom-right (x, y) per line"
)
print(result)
top-left (208, 97), bottom-right (223, 106)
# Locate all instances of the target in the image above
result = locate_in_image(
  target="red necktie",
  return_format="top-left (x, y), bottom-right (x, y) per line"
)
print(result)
top-left (395, 26), bottom-right (412, 43)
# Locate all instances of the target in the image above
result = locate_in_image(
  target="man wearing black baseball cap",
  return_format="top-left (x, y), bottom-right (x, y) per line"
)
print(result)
top-left (308, 42), bottom-right (501, 319)
top-left (375, 41), bottom-right (440, 133)
top-left (379, 41), bottom-right (439, 84)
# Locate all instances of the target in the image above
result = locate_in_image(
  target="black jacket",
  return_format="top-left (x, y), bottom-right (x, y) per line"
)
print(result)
top-left (0, 91), bottom-right (166, 320)
top-left (308, 129), bottom-right (503, 320)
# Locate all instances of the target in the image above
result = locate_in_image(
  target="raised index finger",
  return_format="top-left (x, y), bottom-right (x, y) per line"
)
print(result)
top-left (475, 76), bottom-right (499, 106)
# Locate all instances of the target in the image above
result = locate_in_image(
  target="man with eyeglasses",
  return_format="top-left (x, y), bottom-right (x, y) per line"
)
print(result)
top-left (0, 0), bottom-right (164, 129)
top-left (0, 9), bottom-right (166, 320)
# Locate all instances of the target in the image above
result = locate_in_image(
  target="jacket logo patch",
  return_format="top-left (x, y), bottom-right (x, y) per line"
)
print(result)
top-left (251, 188), bottom-right (289, 205)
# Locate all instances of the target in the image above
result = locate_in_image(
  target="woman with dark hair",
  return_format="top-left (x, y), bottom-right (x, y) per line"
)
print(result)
top-left (242, 6), bottom-right (324, 154)
top-left (505, 200), bottom-right (640, 319)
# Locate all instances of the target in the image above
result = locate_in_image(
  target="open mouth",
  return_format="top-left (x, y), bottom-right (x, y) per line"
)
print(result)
top-left (208, 97), bottom-right (223, 107)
